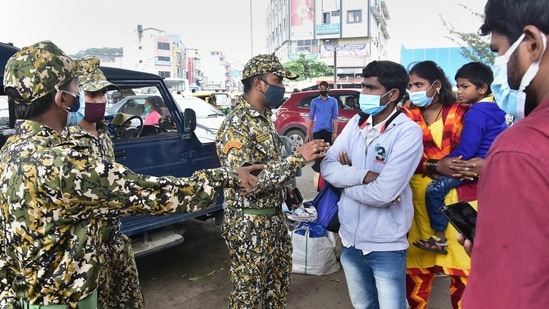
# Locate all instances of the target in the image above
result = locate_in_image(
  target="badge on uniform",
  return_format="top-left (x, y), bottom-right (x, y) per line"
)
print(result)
top-left (223, 141), bottom-right (243, 154)
top-left (256, 133), bottom-right (270, 143)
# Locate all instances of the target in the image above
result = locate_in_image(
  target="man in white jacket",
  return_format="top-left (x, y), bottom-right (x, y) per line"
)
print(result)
top-left (321, 60), bottom-right (423, 309)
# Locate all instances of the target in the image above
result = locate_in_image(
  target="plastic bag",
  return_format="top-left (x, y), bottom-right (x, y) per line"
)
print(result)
top-left (290, 222), bottom-right (340, 276)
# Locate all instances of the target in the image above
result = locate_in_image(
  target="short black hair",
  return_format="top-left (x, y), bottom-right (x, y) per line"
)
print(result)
top-left (480, 0), bottom-right (549, 43)
top-left (319, 81), bottom-right (330, 88)
top-left (362, 60), bottom-right (409, 103)
top-left (455, 62), bottom-right (494, 94)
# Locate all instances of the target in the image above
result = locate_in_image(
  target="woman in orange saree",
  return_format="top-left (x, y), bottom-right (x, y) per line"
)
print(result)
top-left (403, 61), bottom-right (478, 309)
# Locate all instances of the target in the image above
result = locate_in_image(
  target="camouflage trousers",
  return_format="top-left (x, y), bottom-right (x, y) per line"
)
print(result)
top-left (98, 233), bottom-right (144, 309)
top-left (223, 208), bottom-right (292, 309)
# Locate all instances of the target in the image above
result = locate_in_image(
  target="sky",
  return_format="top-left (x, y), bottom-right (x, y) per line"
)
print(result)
top-left (0, 0), bottom-right (487, 65)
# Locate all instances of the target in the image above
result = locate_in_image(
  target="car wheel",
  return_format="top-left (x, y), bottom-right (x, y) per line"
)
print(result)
top-left (285, 129), bottom-right (305, 152)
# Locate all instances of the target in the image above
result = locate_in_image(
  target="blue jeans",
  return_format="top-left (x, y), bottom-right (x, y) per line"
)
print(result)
top-left (425, 176), bottom-right (464, 231)
top-left (340, 247), bottom-right (407, 309)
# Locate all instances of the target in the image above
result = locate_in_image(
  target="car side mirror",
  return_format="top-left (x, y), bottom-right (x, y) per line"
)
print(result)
top-left (183, 108), bottom-right (196, 133)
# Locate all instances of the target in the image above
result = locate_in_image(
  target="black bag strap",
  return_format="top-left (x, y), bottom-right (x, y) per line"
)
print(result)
top-left (358, 110), bottom-right (402, 129)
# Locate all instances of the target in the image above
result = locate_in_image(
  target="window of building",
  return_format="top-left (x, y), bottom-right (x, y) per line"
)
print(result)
top-left (331, 10), bottom-right (340, 17)
top-left (322, 12), bottom-right (330, 24)
top-left (157, 56), bottom-right (170, 62)
top-left (159, 71), bottom-right (171, 78)
top-left (347, 10), bottom-right (362, 23)
top-left (157, 42), bottom-right (170, 50)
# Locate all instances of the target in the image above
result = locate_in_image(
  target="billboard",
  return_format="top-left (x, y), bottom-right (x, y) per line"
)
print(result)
top-left (290, 0), bottom-right (314, 39)
top-left (320, 43), bottom-right (370, 67)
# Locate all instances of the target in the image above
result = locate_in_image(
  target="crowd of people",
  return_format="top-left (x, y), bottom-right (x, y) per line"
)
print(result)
top-left (1, 0), bottom-right (549, 308)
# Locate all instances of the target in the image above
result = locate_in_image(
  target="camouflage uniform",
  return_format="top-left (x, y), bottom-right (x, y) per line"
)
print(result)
top-left (0, 41), bottom-right (241, 308)
top-left (71, 57), bottom-right (144, 309)
top-left (215, 54), bottom-right (302, 309)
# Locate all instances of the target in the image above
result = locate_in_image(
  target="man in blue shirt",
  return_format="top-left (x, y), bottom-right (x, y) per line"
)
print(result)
top-left (306, 81), bottom-right (339, 190)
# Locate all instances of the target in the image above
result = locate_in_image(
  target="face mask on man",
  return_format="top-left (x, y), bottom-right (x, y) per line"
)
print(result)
top-left (358, 89), bottom-right (393, 115)
top-left (491, 33), bottom-right (547, 121)
top-left (320, 90), bottom-right (328, 97)
top-left (262, 79), bottom-right (286, 108)
top-left (66, 90), bottom-right (85, 126)
top-left (83, 102), bottom-right (107, 123)
top-left (409, 83), bottom-right (436, 107)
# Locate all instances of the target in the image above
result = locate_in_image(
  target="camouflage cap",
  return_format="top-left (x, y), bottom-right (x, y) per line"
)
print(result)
top-left (76, 56), bottom-right (119, 92)
top-left (241, 54), bottom-right (298, 81)
top-left (3, 40), bottom-right (76, 105)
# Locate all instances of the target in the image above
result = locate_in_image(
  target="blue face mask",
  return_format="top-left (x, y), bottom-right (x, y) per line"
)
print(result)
top-left (359, 90), bottom-right (392, 115)
top-left (66, 91), bottom-right (85, 126)
top-left (262, 80), bottom-right (286, 108)
top-left (409, 83), bottom-right (435, 107)
top-left (492, 33), bottom-right (547, 121)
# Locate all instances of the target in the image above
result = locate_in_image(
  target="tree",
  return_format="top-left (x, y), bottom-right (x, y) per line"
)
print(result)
top-left (283, 54), bottom-right (333, 81)
top-left (441, 5), bottom-right (494, 65)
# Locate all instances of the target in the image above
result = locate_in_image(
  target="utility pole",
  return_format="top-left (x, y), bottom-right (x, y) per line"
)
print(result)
top-left (326, 39), bottom-right (338, 89)
top-left (250, 0), bottom-right (254, 57)
top-left (333, 46), bottom-right (338, 89)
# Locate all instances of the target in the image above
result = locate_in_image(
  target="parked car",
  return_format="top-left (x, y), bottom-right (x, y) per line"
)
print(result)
top-left (273, 89), bottom-right (361, 151)
top-left (0, 42), bottom-right (224, 257)
top-left (175, 96), bottom-right (225, 143)
top-left (189, 91), bottom-right (233, 114)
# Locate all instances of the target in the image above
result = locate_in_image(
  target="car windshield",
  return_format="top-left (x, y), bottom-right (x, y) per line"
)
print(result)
top-left (175, 97), bottom-right (225, 118)
top-left (0, 96), bottom-right (9, 126)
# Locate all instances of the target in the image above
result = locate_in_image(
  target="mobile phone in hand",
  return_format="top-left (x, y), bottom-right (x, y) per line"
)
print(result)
top-left (285, 187), bottom-right (303, 206)
top-left (440, 201), bottom-right (477, 242)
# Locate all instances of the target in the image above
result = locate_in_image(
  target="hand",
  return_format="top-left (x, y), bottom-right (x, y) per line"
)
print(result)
top-left (434, 156), bottom-right (460, 177)
top-left (305, 133), bottom-right (311, 143)
top-left (391, 195), bottom-right (401, 205)
top-left (337, 151), bottom-right (352, 166)
top-left (450, 157), bottom-right (485, 181)
top-left (234, 164), bottom-right (265, 195)
top-left (298, 139), bottom-right (330, 163)
top-left (456, 233), bottom-right (472, 257)
top-left (331, 132), bottom-right (337, 142)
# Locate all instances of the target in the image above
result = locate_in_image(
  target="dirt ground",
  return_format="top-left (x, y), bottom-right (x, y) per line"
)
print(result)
top-left (137, 219), bottom-right (352, 308)
top-left (136, 163), bottom-right (452, 308)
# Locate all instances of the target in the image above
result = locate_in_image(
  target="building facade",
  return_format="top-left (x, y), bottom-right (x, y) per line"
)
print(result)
top-left (266, 0), bottom-right (390, 84)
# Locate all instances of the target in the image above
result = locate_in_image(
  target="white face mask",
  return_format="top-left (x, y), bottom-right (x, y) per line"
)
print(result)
top-left (491, 33), bottom-right (547, 121)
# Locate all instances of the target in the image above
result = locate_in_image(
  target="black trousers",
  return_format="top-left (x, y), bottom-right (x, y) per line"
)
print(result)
top-left (311, 129), bottom-right (332, 172)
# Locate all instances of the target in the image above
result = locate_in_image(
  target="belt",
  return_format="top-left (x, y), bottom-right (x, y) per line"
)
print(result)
top-left (20, 290), bottom-right (97, 309)
top-left (101, 224), bottom-right (120, 243)
top-left (227, 205), bottom-right (282, 216)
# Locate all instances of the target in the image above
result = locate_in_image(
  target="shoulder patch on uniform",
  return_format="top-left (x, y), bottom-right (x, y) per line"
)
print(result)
top-left (256, 133), bottom-right (270, 143)
top-left (223, 141), bottom-right (243, 154)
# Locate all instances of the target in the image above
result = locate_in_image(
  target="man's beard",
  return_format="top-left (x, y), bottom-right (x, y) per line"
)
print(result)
top-left (509, 51), bottom-right (539, 116)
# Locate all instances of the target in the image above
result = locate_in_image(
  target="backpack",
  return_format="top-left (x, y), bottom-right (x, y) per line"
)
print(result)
top-left (312, 183), bottom-right (342, 233)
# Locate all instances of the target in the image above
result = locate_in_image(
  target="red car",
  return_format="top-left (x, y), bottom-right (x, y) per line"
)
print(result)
top-left (273, 89), bottom-right (361, 151)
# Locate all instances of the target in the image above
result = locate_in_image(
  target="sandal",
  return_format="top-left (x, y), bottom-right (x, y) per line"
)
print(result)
top-left (413, 236), bottom-right (448, 255)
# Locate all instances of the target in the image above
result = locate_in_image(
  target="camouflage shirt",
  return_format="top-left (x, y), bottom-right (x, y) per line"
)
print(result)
top-left (216, 98), bottom-right (306, 209)
top-left (65, 124), bottom-right (119, 230)
top-left (0, 120), bottom-right (239, 307)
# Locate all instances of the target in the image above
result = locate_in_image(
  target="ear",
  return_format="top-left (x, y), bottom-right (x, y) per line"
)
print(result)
top-left (388, 89), bottom-right (400, 102)
top-left (435, 80), bottom-right (442, 94)
top-left (479, 83), bottom-right (489, 95)
top-left (54, 90), bottom-right (65, 108)
top-left (254, 77), bottom-right (264, 90)
top-left (523, 25), bottom-right (546, 63)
